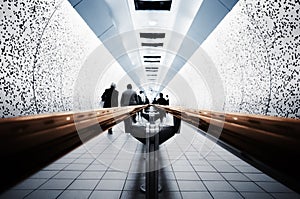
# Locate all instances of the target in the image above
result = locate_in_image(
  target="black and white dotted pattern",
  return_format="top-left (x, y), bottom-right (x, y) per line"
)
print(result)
top-left (0, 0), bottom-right (58, 117)
top-left (203, 0), bottom-right (300, 118)
top-left (1, 0), bottom-right (299, 118)
top-left (0, 0), bottom-right (98, 118)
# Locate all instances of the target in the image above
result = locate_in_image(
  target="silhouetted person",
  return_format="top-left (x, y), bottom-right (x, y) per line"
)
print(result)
top-left (137, 91), bottom-right (144, 120)
top-left (152, 98), bottom-right (157, 104)
top-left (121, 84), bottom-right (138, 123)
top-left (144, 96), bottom-right (150, 113)
top-left (145, 97), bottom-right (150, 104)
top-left (156, 93), bottom-right (167, 122)
top-left (166, 94), bottom-right (169, 105)
top-left (101, 83), bottom-right (119, 134)
top-left (156, 93), bottom-right (167, 105)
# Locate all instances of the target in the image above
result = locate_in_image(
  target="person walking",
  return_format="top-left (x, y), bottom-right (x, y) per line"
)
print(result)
top-left (165, 94), bottom-right (169, 105)
top-left (120, 84), bottom-right (138, 123)
top-left (137, 91), bottom-right (145, 120)
top-left (156, 93), bottom-right (167, 122)
top-left (101, 82), bottom-right (119, 134)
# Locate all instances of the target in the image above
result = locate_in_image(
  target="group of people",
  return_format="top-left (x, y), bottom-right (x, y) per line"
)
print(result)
top-left (152, 93), bottom-right (169, 122)
top-left (152, 92), bottom-right (169, 106)
top-left (101, 83), bottom-right (151, 134)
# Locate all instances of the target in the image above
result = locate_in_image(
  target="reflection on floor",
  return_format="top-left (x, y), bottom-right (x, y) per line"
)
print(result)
top-left (1, 121), bottom-right (299, 199)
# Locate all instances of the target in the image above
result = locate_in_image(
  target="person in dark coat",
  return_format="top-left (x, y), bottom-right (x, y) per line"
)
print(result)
top-left (121, 84), bottom-right (138, 123)
top-left (156, 93), bottom-right (167, 122)
top-left (137, 91), bottom-right (145, 120)
top-left (165, 95), bottom-right (169, 105)
top-left (101, 82), bottom-right (119, 134)
top-left (156, 93), bottom-right (167, 105)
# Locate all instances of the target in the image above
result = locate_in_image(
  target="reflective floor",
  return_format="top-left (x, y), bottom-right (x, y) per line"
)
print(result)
top-left (1, 118), bottom-right (299, 199)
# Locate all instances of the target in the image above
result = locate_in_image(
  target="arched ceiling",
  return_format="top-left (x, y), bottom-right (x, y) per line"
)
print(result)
top-left (67, 0), bottom-right (239, 92)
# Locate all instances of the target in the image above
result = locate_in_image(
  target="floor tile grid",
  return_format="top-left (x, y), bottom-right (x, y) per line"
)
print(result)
top-left (164, 138), bottom-right (184, 199)
top-left (2, 122), bottom-right (299, 199)
top-left (168, 134), bottom-right (228, 198)
top-left (176, 125), bottom-right (248, 198)
top-left (172, 132), bottom-right (221, 198)
top-left (83, 130), bottom-right (135, 198)
top-left (212, 147), bottom-right (278, 196)
top-left (119, 137), bottom-right (145, 198)
top-left (180, 123), bottom-right (289, 198)
top-left (165, 131), bottom-right (217, 196)
top-left (20, 157), bottom-right (76, 198)
top-left (23, 130), bottom-right (124, 198)
top-left (84, 129), bottom-right (147, 197)
top-left (201, 134), bottom-right (297, 196)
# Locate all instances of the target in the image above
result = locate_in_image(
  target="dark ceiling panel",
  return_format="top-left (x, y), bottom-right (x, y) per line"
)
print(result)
top-left (144, 56), bottom-right (161, 59)
top-left (144, 60), bottom-right (160, 63)
top-left (140, 33), bottom-right (165, 39)
top-left (142, 43), bottom-right (163, 47)
top-left (134, 0), bottom-right (172, 10)
top-left (145, 67), bottom-right (159, 69)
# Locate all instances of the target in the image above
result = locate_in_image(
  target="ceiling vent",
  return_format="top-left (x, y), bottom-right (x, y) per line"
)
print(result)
top-left (142, 43), bottom-right (163, 47)
top-left (144, 60), bottom-right (160, 63)
top-left (134, 0), bottom-right (172, 11)
top-left (143, 56), bottom-right (161, 59)
top-left (145, 66), bottom-right (159, 69)
top-left (140, 33), bottom-right (165, 39)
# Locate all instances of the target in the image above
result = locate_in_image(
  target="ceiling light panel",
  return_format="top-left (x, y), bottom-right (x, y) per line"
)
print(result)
top-left (134, 0), bottom-right (172, 11)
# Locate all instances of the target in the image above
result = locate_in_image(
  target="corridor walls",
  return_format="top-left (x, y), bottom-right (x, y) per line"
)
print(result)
top-left (202, 0), bottom-right (300, 118)
top-left (0, 0), bottom-right (100, 117)
top-left (1, 0), bottom-right (299, 118)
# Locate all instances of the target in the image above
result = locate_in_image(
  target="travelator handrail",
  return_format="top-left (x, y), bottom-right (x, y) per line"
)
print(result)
top-left (155, 105), bottom-right (300, 193)
top-left (0, 105), bottom-right (147, 192)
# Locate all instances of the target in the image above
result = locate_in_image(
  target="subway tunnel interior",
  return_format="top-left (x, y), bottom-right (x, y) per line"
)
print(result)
top-left (0, 0), bottom-right (300, 198)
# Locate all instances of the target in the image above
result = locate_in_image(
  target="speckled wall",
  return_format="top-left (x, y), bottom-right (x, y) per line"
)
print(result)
top-left (0, 0), bottom-right (99, 117)
top-left (203, 0), bottom-right (300, 118)
top-left (1, 0), bottom-right (299, 118)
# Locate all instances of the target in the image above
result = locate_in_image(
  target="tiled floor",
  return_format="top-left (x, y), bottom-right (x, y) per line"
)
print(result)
top-left (1, 119), bottom-right (299, 199)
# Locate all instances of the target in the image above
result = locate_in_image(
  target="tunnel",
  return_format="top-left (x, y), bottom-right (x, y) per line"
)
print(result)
top-left (0, 0), bottom-right (300, 198)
